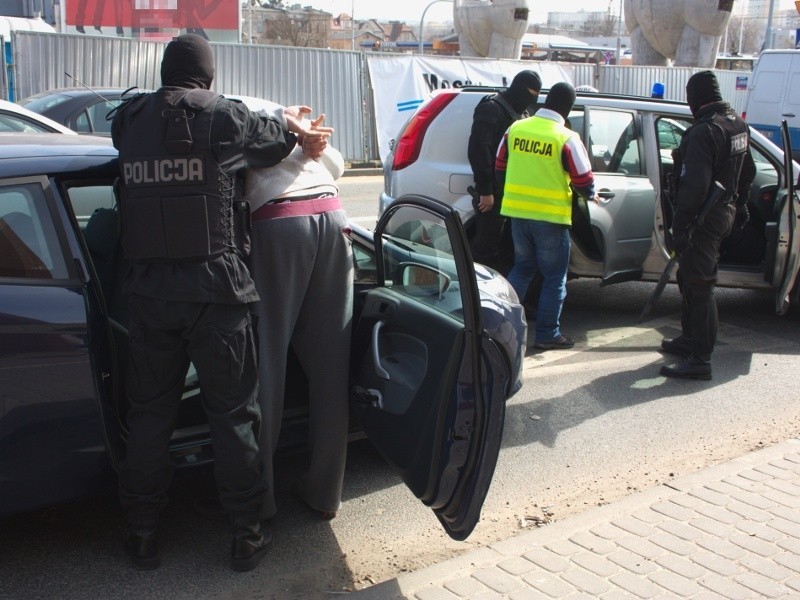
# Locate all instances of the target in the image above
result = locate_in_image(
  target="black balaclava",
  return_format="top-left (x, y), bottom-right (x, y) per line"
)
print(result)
top-left (686, 70), bottom-right (722, 117)
top-left (544, 82), bottom-right (576, 120)
top-left (501, 70), bottom-right (542, 113)
top-left (160, 33), bottom-right (215, 89)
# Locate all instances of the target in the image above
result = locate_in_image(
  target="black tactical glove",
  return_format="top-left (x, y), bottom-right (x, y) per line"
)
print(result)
top-left (733, 203), bottom-right (750, 232)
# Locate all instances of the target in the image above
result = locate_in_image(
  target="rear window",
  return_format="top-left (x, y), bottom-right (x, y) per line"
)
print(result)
top-left (19, 93), bottom-right (73, 113)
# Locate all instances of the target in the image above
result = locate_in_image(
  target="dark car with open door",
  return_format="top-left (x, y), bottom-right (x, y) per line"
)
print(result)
top-left (0, 134), bottom-right (526, 540)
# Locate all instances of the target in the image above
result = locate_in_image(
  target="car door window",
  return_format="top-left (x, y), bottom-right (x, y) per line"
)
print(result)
top-left (749, 141), bottom-right (780, 219)
top-left (0, 183), bottom-right (69, 279)
top-left (588, 109), bottom-right (642, 175)
top-left (657, 118), bottom-right (687, 154)
top-left (67, 185), bottom-right (117, 228)
top-left (86, 100), bottom-right (120, 135)
top-left (655, 116), bottom-right (692, 190)
top-left (74, 110), bottom-right (91, 133)
top-left (752, 143), bottom-right (778, 183)
top-left (380, 209), bottom-right (463, 322)
top-left (352, 242), bottom-right (377, 284)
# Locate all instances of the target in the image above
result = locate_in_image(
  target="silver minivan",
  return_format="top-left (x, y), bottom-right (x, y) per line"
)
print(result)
top-left (380, 88), bottom-right (800, 314)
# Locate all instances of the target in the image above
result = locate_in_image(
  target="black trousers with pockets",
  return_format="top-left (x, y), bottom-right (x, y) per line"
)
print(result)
top-left (119, 294), bottom-right (265, 534)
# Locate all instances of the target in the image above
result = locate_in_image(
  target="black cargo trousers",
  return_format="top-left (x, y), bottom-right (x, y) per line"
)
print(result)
top-left (676, 200), bottom-right (736, 362)
top-left (118, 294), bottom-right (265, 534)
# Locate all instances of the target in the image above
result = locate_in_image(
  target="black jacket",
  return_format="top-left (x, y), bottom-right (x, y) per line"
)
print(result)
top-left (467, 94), bottom-right (524, 197)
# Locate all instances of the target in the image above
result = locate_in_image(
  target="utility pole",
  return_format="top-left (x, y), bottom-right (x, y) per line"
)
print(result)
top-left (615, 0), bottom-right (622, 64)
top-left (763, 0), bottom-right (776, 51)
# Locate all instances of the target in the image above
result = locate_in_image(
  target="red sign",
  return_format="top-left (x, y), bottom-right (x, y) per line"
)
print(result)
top-left (63, 0), bottom-right (239, 42)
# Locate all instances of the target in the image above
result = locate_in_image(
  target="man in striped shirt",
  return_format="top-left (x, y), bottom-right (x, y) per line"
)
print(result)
top-left (495, 82), bottom-right (599, 350)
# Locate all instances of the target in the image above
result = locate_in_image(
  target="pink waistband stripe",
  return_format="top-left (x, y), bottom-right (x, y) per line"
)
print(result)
top-left (251, 196), bottom-right (342, 221)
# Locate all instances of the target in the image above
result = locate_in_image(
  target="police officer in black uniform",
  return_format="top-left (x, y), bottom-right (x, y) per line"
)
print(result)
top-left (111, 33), bottom-right (318, 572)
top-left (659, 70), bottom-right (754, 381)
top-left (468, 70), bottom-right (542, 272)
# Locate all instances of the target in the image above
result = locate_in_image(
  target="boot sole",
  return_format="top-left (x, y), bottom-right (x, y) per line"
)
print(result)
top-left (231, 545), bottom-right (267, 572)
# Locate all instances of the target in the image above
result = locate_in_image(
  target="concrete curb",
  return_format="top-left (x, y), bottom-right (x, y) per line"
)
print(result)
top-left (342, 167), bottom-right (383, 177)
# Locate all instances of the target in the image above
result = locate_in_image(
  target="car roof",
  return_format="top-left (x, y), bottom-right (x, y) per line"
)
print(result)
top-left (452, 86), bottom-right (692, 114)
top-left (0, 98), bottom-right (78, 134)
top-left (21, 87), bottom-right (142, 100)
top-left (0, 133), bottom-right (118, 178)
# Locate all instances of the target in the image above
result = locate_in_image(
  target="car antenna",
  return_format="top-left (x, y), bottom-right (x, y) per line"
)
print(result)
top-left (63, 72), bottom-right (138, 103)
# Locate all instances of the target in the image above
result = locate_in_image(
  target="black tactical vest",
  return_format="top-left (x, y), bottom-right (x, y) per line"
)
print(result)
top-left (115, 89), bottom-right (249, 262)
top-left (672, 104), bottom-right (751, 206)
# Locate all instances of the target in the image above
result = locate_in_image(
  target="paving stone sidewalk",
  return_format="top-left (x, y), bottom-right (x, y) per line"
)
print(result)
top-left (353, 439), bottom-right (800, 599)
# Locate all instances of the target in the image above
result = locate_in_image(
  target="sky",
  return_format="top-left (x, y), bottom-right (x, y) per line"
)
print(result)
top-left (306, 0), bottom-right (799, 25)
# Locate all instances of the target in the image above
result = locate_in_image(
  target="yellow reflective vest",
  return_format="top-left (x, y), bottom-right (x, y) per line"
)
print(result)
top-left (500, 116), bottom-right (573, 226)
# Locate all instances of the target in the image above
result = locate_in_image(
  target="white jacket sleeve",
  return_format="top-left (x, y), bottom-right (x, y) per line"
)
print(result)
top-left (317, 146), bottom-right (345, 181)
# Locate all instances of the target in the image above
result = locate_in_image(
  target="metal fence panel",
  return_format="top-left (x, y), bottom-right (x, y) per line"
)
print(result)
top-left (597, 65), bottom-right (748, 115)
top-left (11, 31), bottom-right (752, 160)
top-left (14, 32), bottom-right (163, 97)
top-left (12, 32), bottom-right (371, 161)
top-left (571, 62), bottom-right (598, 90)
top-left (212, 43), bottom-right (370, 162)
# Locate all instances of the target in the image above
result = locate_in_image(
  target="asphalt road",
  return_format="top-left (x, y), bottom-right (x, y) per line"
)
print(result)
top-left (2, 175), bottom-right (799, 599)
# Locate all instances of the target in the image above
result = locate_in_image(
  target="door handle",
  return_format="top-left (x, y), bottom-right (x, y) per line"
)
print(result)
top-left (371, 320), bottom-right (391, 380)
top-left (597, 189), bottom-right (615, 205)
top-left (782, 113), bottom-right (796, 118)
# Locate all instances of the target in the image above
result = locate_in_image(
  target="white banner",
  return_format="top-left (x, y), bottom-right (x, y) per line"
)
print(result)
top-left (367, 55), bottom-right (575, 163)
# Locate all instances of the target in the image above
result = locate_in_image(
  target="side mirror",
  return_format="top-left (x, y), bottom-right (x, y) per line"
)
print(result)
top-left (395, 262), bottom-right (451, 300)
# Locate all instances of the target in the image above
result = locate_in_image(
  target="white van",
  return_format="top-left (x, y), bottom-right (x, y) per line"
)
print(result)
top-left (743, 49), bottom-right (800, 162)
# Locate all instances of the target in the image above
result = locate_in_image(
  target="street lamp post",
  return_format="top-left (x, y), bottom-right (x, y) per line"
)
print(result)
top-left (419, 0), bottom-right (454, 55)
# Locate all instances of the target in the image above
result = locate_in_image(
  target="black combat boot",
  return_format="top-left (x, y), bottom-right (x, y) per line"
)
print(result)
top-left (660, 356), bottom-right (712, 381)
top-left (124, 530), bottom-right (160, 570)
top-left (660, 336), bottom-right (693, 356)
top-left (231, 523), bottom-right (272, 572)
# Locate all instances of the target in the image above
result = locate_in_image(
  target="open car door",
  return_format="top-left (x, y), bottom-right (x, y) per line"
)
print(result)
top-left (353, 195), bottom-right (507, 541)
top-left (574, 107), bottom-right (655, 285)
top-left (774, 120), bottom-right (800, 315)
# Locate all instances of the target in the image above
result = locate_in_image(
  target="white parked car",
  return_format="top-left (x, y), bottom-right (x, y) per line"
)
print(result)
top-left (0, 98), bottom-right (78, 134)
